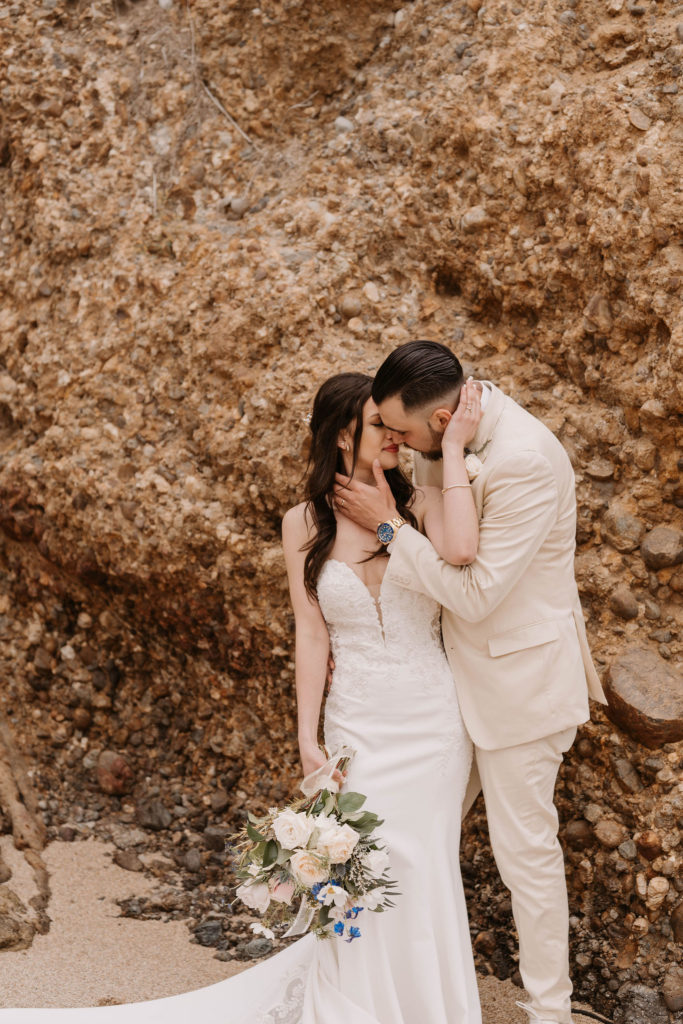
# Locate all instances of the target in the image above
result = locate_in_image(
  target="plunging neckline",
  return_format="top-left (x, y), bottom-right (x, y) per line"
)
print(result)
top-left (325, 558), bottom-right (389, 643)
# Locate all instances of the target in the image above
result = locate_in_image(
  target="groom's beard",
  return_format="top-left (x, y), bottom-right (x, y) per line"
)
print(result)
top-left (418, 424), bottom-right (445, 462)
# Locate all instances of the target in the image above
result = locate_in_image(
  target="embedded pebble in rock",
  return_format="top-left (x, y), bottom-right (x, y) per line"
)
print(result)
top-left (113, 849), bottom-right (144, 872)
top-left (640, 526), bottom-right (683, 570)
top-left (338, 292), bottom-right (362, 320)
top-left (609, 585), bottom-right (639, 621)
top-left (135, 800), bottom-right (172, 832)
top-left (461, 206), bottom-right (490, 233)
top-left (602, 503), bottom-right (645, 553)
top-left (628, 108), bottom-right (652, 132)
top-left (585, 458), bottom-right (614, 482)
top-left (593, 818), bottom-right (626, 849)
top-left (209, 790), bottom-right (230, 814)
top-left (670, 902), bottom-right (683, 944)
top-left (618, 838), bottom-right (637, 860)
top-left (363, 282), bottom-right (380, 304)
top-left (635, 829), bottom-right (662, 861)
top-left (605, 648), bottom-right (683, 747)
top-left (564, 819), bottom-right (594, 849)
top-left (662, 965), bottom-right (683, 1013)
top-left (184, 849), bottom-right (202, 873)
top-left (203, 826), bottom-right (229, 852)
top-left (96, 751), bottom-right (134, 796)
top-left (612, 757), bottom-right (642, 794)
top-left (645, 875), bottom-right (669, 911)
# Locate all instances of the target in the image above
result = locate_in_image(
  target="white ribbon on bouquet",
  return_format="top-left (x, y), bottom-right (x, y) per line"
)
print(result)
top-left (299, 745), bottom-right (356, 798)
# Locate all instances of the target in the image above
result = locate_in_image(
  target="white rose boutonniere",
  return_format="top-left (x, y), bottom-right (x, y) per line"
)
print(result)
top-left (464, 453), bottom-right (483, 480)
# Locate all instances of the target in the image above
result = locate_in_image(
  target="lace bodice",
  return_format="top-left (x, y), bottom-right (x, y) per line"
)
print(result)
top-left (316, 559), bottom-right (449, 697)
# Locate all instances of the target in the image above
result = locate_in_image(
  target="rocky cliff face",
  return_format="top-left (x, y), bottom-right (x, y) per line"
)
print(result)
top-left (0, 0), bottom-right (681, 1018)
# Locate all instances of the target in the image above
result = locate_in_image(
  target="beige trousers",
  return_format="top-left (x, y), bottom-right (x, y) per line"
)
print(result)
top-left (463, 726), bottom-right (577, 1024)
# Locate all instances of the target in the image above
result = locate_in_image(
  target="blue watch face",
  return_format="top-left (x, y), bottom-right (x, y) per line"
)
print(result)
top-left (377, 522), bottom-right (394, 544)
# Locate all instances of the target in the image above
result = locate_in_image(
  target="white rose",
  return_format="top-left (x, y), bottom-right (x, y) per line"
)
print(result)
top-left (236, 881), bottom-right (270, 914)
top-left (464, 453), bottom-right (483, 480)
top-left (289, 849), bottom-right (329, 887)
top-left (362, 847), bottom-right (390, 878)
top-left (316, 822), bottom-right (360, 864)
top-left (272, 808), bottom-right (315, 850)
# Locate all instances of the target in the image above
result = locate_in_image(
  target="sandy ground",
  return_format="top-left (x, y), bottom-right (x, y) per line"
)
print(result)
top-left (0, 837), bottom-right (598, 1022)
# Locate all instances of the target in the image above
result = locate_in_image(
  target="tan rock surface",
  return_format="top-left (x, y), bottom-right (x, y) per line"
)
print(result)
top-left (0, 0), bottom-right (681, 1019)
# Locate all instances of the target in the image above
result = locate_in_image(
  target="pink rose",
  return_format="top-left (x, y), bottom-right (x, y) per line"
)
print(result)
top-left (270, 879), bottom-right (295, 905)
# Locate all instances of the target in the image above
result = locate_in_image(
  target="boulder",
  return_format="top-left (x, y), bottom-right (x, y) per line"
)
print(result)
top-left (619, 984), bottom-right (668, 1024)
top-left (640, 526), bottom-right (683, 570)
top-left (604, 648), bottom-right (683, 748)
top-left (609, 585), bottom-right (639, 620)
top-left (603, 504), bottom-right (645, 553)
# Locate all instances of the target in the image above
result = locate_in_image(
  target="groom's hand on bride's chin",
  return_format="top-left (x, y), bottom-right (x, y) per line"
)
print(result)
top-left (333, 461), bottom-right (398, 531)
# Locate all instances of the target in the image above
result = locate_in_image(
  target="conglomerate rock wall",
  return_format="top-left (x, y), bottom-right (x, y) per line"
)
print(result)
top-left (0, 0), bottom-right (681, 1018)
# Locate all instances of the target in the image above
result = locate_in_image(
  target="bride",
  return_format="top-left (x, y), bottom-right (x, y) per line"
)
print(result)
top-left (1, 372), bottom-right (483, 1024)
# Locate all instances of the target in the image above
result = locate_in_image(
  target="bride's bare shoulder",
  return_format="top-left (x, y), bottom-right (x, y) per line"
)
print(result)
top-left (282, 502), bottom-right (315, 543)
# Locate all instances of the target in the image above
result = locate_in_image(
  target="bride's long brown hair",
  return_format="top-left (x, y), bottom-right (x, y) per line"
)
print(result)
top-left (301, 372), bottom-right (417, 599)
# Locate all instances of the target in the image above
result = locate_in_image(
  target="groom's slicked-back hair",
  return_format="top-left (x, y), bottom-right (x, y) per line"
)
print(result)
top-left (372, 340), bottom-right (465, 411)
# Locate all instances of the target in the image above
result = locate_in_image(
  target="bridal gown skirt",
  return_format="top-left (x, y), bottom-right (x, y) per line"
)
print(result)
top-left (1, 560), bottom-right (481, 1023)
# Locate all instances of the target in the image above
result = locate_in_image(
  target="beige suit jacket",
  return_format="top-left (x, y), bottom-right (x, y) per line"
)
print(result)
top-left (387, 382), bottom-right (607, 751)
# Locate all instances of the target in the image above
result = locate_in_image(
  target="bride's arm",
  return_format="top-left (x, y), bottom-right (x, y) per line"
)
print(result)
top-left (282, 505), bottom-right (343, 782)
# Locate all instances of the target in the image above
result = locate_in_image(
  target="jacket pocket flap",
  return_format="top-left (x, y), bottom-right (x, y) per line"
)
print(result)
top-left (488, 620), bottom-right (560, 658)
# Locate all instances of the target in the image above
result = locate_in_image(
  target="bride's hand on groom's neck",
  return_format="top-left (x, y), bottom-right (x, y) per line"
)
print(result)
top-left (332, 461), bottom-right (398, 532)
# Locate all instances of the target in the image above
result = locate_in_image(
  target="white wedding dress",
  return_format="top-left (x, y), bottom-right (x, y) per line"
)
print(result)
top-left (2, 559), bottom-right (481, 1024)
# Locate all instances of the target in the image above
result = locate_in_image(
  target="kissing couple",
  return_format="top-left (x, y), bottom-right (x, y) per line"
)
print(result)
top-left (2, 340), bottom-right (607, 1024)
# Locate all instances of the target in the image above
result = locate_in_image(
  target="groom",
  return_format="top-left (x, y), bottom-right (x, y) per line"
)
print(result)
top-left (333, 339), bottom-right (607, 1024)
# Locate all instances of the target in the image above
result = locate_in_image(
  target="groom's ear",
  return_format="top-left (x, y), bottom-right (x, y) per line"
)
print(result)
top-left (429, 407), bottom-right (453, 432)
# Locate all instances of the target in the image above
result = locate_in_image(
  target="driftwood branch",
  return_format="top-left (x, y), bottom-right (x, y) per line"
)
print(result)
top-left (0, 716), bottom-right (51, 933)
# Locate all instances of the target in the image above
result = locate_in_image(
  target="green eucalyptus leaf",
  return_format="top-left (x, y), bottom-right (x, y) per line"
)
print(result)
top-left (262, 839), bottom-right (279, 867)
top-left (337, 792), bottom-right (366, 814)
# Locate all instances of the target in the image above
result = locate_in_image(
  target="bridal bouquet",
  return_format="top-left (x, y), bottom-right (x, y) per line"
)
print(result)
top-left (233, 747), bottom-right (397, 943)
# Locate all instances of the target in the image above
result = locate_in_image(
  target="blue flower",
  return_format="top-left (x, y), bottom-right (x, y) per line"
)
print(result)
top-left (345, 907), bottom-right (364, 919)
top-left (333, 921), bottom-right (345, 936)
top-left (345, 926), bottom-right (361, 942)
top-left (311, 881), bottom-right (328, 898)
